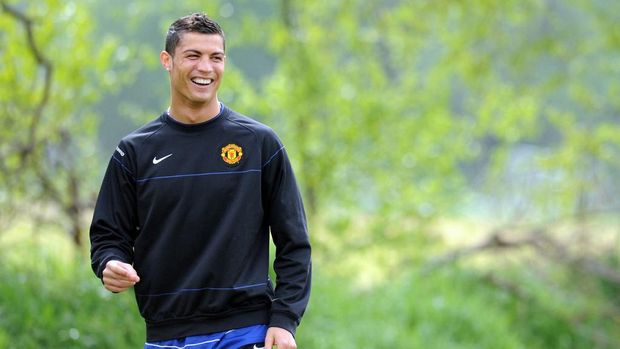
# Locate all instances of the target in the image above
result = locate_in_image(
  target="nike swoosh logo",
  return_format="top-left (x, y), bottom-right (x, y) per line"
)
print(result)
top-left (253, 346), bottom-right (264, 349)
top-left (152, 154), bottom-right (172, 164)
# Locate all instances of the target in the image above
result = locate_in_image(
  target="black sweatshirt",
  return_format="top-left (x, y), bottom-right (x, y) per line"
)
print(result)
top-left (90, 105), bottom-right (311, 341)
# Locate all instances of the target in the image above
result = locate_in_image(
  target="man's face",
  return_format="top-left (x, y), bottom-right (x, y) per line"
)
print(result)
top-left (162, 32), bottom-right (226, 109)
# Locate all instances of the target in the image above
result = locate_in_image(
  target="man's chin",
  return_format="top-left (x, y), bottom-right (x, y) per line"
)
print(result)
top-left (186, 95), bottom-right (218, 108)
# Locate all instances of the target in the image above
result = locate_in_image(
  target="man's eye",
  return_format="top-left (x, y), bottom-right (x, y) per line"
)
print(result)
top-left (187, 55), bottom-right (199, 59)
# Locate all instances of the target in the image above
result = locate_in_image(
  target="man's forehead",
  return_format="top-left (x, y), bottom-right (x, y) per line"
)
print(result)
top-left (177, 32), bottom-right (224, 52)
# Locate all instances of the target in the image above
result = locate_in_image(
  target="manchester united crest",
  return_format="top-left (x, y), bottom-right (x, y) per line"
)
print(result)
top-left (221, 143), bottom-right (243, 165)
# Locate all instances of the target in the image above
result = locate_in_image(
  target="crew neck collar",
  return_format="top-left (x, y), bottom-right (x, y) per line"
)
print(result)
top-left (163, 103), bottom-right (227, 131)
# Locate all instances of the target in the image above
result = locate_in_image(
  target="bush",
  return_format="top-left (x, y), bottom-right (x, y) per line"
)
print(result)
top-left (0, 227), bottom-right (144, 348)
top-left (2, 224), bottom-right (618, 348)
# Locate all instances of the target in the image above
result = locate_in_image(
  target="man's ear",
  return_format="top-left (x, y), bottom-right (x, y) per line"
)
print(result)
top-left (160, 51), bottom-right (172, 71)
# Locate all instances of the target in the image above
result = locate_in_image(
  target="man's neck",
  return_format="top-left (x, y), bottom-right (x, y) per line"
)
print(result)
top-left (168, 99), bottom-right (221, 124)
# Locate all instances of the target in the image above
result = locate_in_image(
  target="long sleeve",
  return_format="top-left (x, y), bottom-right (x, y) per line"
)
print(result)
top-left (90, 144), bottom-right (139, 279)
top-left (262, 135), bottom-right (312, 336)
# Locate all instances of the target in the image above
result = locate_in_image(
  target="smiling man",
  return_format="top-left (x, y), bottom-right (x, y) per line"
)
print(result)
top-left (90, 13), bottom-right (311, 349)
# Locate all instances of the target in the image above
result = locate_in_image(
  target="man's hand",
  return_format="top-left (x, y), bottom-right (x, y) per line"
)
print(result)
top-left (264, 327), bottom-right (297, 349)
top-left (102, 260), bottom-right (140, 293)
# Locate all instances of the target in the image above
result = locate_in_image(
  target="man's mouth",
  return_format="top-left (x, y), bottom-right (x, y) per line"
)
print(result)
top-left (191, 78), bottom-right (214, 86)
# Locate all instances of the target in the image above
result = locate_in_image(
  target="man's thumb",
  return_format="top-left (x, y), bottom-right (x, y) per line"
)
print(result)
top-left (264, 333), bottom-right (274, 349)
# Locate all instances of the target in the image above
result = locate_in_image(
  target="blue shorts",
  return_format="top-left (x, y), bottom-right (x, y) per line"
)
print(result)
top-left (144, 324), bottom-right (267, 349)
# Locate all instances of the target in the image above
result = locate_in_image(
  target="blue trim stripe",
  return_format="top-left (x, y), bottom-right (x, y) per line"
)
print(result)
top-left (262, 146), bottom-right (285, 168)
top-left (136, 282), bottom-right (268, 297)
top-left (112, 155), bottom-right (135, 180)
top-left (135, 146), bottom-right (284, 183)
top-left (136, 169), bottom-right (261, 184)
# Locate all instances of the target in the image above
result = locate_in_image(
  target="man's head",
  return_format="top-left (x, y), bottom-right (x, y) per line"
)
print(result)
top-left (165, 13), bottom-right (225, 56)
top-left (161, 13), bottom-right (226, 119)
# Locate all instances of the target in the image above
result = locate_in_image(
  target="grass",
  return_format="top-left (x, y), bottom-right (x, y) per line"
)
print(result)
top-left (0, 222), bottom-right (144, 348)
top-left (1, 219), bottom-right (619, 348)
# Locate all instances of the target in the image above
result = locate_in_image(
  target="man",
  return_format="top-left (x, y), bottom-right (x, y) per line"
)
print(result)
top-left (90, 13), bottom-right (311, 349)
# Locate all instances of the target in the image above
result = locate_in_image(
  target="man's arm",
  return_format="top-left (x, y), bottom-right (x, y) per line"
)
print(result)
top-left (262, 136), bottom-right (312, 337)
top-left (90, 144), bottom-right (139, 285)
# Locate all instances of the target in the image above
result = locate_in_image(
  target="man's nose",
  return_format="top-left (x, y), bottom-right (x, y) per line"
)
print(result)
top-left (196, 57), bottom-right (213, 72)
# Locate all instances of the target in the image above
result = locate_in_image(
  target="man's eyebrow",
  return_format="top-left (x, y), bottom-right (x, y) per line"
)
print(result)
top-left (181, 49), bottom-right (225, 56)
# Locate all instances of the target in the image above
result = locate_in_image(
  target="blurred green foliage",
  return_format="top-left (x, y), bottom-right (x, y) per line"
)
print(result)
top-left (2, 225), bottom-right (619, 348)
top-left (0, 225), bottom-right (145, 348)
top-left (0, 0), bottom-right (117, 244)
top-left (1, 0), bottom-right (620, 348)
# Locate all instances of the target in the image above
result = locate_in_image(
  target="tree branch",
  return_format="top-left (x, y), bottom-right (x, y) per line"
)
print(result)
top-left (422, 229), bottom-right (544, 272)
top-left (1, 2), bottom-right (53, 161)
top-left (423, 228), bottom-right (620, 285)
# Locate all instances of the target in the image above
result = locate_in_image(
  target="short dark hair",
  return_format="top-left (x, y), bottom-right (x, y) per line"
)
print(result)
top-left (165, 13), bottom-right (225, 56)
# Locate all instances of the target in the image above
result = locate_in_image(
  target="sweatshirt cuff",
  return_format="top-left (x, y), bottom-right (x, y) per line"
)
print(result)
top-left (269, 312), bottom-right (298, 337)
top-left (96, 253), bottom-right (129, 279)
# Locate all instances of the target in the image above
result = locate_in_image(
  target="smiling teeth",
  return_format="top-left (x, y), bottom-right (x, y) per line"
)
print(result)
top-left (192, 78), bottom-right (213, 85)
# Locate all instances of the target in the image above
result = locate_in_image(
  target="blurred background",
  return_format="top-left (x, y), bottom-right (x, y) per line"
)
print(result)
top-left (1, 0), bottom-right (620, 347)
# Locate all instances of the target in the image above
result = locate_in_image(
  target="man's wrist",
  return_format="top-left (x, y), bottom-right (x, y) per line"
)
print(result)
top-left (269, 313), bottom-right (298, 337)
